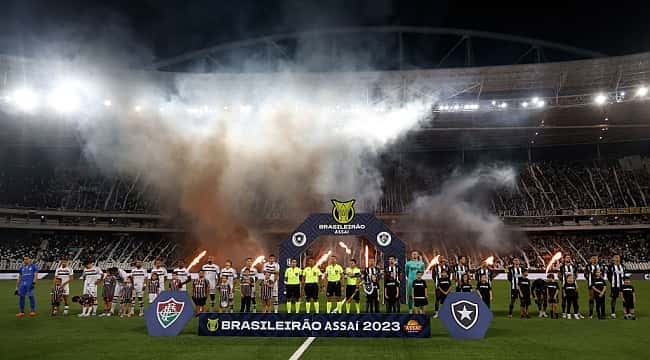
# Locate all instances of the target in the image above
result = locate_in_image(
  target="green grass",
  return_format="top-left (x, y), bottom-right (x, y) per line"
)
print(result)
top-left (0, 280), bottom-right (646, 360)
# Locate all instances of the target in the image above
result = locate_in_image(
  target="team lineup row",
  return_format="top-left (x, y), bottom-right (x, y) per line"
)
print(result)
top-left (14, 252), bottom-right (638, 320)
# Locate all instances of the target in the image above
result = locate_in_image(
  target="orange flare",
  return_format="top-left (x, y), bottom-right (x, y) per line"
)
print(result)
top-left (315, 251), bottom-right (332, 267)
top-left (187, 250), bottom-right (207, 271)
top-left (251, 255), bottom-right (265, 268)
top-left (426, 255), bottom-right (441, 272)
top-left (546, 252), bottom-right (562, 274)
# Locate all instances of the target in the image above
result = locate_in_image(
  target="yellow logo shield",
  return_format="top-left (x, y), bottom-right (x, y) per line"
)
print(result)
top-left (207, 318), bottom-right (219, 332)
top-left (331, 199), bottom-right (355, 224)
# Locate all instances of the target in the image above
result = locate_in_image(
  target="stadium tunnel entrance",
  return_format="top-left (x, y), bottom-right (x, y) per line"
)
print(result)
top-left (278, 212), bottom-right (406, 303)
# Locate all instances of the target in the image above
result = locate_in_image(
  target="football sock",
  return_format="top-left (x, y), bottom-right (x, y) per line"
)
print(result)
top-left (64, 305), bottom-right (69, 314)
top-left (294, 302), bottom-right (300, 313)
top-left (508, 304), bottom-right (514, 315)
top-left (29, 296), bottom-right (36, 310)
top-left (337, 302), bottom-right (342, 313)
top-left (611, 299), bottom-right (616, 314)
top-left (355, 303), bottom-right (360, 314)
top-left (327, 302), bottom-right (332, 313)
top-left (252, 299), bottom-right (256, 313)
top-left (287, 302), bottom-right (292, 313)
top-left (19, 296), bottom-right (25, 312)
top-left (306, 302), bottom-right (311, 313)
top-left (346, 303), bottom-right (351, 313)
top-left (314, 303), bottom-right (319, 313)
top-left (92, 305), bottom-right (97, 314)
top-left (589, 300), bottom-right (594, 316)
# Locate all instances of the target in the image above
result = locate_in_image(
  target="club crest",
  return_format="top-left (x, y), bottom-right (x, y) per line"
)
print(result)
top-left (157, 297), bottom-right (185, 329)
top-left (451, 300), bottom-right (479, 330)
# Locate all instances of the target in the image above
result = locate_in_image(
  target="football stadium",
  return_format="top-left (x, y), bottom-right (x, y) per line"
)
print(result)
top-left (1, 2), bottom-right (649, 360)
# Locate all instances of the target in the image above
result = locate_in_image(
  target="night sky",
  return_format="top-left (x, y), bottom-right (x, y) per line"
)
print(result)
top-left (1, 0), bottom-right (649, 67)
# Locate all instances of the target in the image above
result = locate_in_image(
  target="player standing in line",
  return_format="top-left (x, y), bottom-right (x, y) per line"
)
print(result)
top-left (15, 255), bottom-right (38, 317)
top-left (384, 273), bottom-right (399, 313)
top-left (79, 260), bottom-right (102, 317)
top-left (546, 273), bottom-right (560, 319)
top-left (192, 270), bottom-right (210, 314)
top-left (150, 259), bottom-right (168, 291)
top-left (411, 271), bottom-right (427, 314)
top-left (621, 276), bottom-right (636, 320)
top-left (263, 254), bottom-right (280, 313)
top-left (218, 275), bottom-right (232, 313)
top-left (112, 266), bottom-right (129, 315)
top-left (54, 258), bottom-right (73, 315)
top-left (453, 256), bottom-right (469, 293)
top-left (284, 258), bottom-right (302, 313)
top-left (385, 255), bottom-right (402, 311)
top-left (460, 273), bottom-right (473, 292)
top-left (50, 277), bottom-right (64, 316)
top-left (563, 274), bottom-right (580, 320)
top-left (405, 251), bottom-right (425, 314)
top-left (507, 257), bottom-right (524, 318)
top-left (201, 256), bottom-right (220, 312)
top-left (325, 255), bottom-right (344, 313)
top-left (260, 271), bottom-right (274, 313)
top-left (130, 259), bottom-right (148, 316)
top-left (475, 259), bottom-right (493, 287)
top-left (559, 255), bottom-right (579, 319)
top-left (585, 255), bottom-right (604, 319)
top-left (302, 257), bottom-right (322, 313)
top-left (345, 259), bottom-right (362, 314)
top-left (119, 277), bottom-right (134, 318)
top-left (518, 270), bottom-right (531, 318)
top-left (219, 260), bottom-right (237, 313)
top-left (364, 273), bottom-right (380, 313)
top-left (476, 274), bottom-right (492, 309)
top-left (100, 270), bottom-right (117, 316)
top-left (240, 268), bottom-right (254, 313)
top-left (147, 272), bottom-right (161, 303)
top-left (173, 260), bottom-right (190, 291)
top-left (435, 269), bottom-right (452, 318)
top-left (241, 257), bottom-right (259, 313)
top-left (608, 254), bottom-right (625, 319)
top-left (592, 269), bottom-right (607, 320)
top-left (433, 257), bottom-right (450, 318)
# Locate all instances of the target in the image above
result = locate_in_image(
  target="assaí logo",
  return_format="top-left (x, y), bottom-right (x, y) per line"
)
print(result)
top-left (403, 319), bottom-right (424, 334)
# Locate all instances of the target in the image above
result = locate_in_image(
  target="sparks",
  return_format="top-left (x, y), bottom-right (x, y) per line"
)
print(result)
top-left (315, 251), bottom-right (332, 267)
top-left (426, 255), bottom-right (441, 272)
top-left (251, 255), bottom-right (265, 268)
top-left (546, 251), bottom-right (562, 274)
top-left (365, 245), bottom-right (369, 268)
top-left (484, 256), bottom-right (495, 266)
top-left (187, 250), bottom-right (207, 271)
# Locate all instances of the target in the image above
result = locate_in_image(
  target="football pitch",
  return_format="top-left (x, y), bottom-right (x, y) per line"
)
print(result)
top-left (0, 280), bottom-right (646, 360)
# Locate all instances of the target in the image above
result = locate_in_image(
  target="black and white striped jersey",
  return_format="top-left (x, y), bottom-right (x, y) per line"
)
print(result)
top-left (558, 263), bottom-right (577, 286)
top-left (608, 263), bottom-right (625, 289)
top-left (507, 266), bottom-right (524, 290)
top-left (585, 263), bottom-right (604, 286)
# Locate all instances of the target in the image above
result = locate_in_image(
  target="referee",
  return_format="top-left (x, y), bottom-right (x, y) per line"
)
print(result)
top-left (302, 257), bottom-right (322, 313)
top-left (284, 258), bottom-right (302, 313)
top-left (325, 255), bottom-right (344, 313)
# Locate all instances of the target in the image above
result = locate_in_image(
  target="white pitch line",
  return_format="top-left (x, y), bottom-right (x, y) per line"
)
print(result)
top-left (288, 336), bottom-right (316, 360)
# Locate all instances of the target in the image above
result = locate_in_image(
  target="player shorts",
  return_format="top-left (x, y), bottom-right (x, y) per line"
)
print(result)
top-left (103, 295), bottom-right (114, 303)
top-left (193, 297), bottom-right (207, 306)
top-left (547, 294), bottom-right (558, 304)
top-left (520, 295), bottom-right (531, 307)
top-left (83, 285), bottom-right (98, 298)
top-left (148, 293), bottom-right (158, 303)
top-left (286, 284), bottom-right (300, 300)
top-left (304, 283), bottom-right (319, 300)
top-left (206, 279), bottom-right (216, 294)
top-left (437, 293), bottom-right (447, 304)
top-left (610, 287), bottom-right (621, 299)
top-left (510, 289), bottom-right (519, 299)
top-left (134, 284), bottom-right (144, 297)
top-left (414, 298), bottom-right (428, 307)
top-left (17, 283), bottom-right (34, 297)
top-left (327, 281), bottom-right (342, 297)
top-left (62, 284), bottom-right (70, 296)
top-left (346, 285), bottom-right (360, 301)
top-left (623, 300), bottom-right (634, 309)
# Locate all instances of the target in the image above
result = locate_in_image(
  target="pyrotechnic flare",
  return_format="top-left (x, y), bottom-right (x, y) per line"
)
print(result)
top-left (365, 245), bottom-right (369, 268)
top-left (315, 251), bottom-right (332, 267)
top-left (187, 250), bottom-right (207, 271)
top-left (251, 255), bottom-right (265, 268)
top-left (426, 255), bottom-right (441, 272)
top-left (546, 252), bottom-right (562, 274)
top-left (484, 256), bottom-right (495, 266)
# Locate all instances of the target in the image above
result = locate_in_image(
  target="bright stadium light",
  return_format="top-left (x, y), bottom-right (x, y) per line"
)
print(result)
top-left (499, 102), bottom-right (507, 109)
top-left (532, 97), bottom-right (539, 104)
top-left (594, 93), bottom-right (607, 105)
top-left (636, 86), bottom-right (648, 97)
top-left (537, 100), bottom-right (545, 108)
top-left (11, 87), bottom-right (39, 112)
top-left (522, 102), bottom-right (529, 108)
top-left (134, 105), bottom-right (142, 112)
top-left (103, 100), bottom-right (112, 107)
top-left (491, 100), bottom-right (496, 106)
top-left (48, 85), bottom-right (81, 114)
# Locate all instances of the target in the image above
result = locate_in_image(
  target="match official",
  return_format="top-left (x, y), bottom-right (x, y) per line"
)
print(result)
top-left (284, 258), bottom-right (302, 313)
top-left (325, 255), bottom-right (344, 313)
top-left (302, 257), bottom-right (321, 313)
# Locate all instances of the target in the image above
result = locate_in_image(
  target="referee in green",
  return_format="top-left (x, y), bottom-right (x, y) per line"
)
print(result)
top-left (284, 258), bottom-right (302, 313)
top-left (302, 257), bottom-right (322, 313)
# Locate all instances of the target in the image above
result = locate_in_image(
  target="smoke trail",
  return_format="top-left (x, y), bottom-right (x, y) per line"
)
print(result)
top-left (408, 166), bottom-right (518, 253)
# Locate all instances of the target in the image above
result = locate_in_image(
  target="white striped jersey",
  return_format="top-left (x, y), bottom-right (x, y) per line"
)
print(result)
top-left (475, 267), bottom-right (493, 285)
top-left (81, 266), bottom-right (103, 288)
top-left (219, 267), bottom-right (237, 288)
top-left (240, 266), bottom-right (258, 281)
top-left (130, 267), bottom-right (148, 287)
top-left (54, 266), bottom-right (73, 285)
top-left (453, 265), bottom-right (469, 284)
top-left (173, 268), bottom-right (189, 290)
top-left (507, 266), bottom-right (524, 289)
top-left (609, 263), bottom-right (625, 288)
top-left (559, 263), bottom-right (577, 286)
top-left (115, 269), bottom-right (129, 284)
top-left (585, 263), bottom-right (604, 286)
top-left (201, 263), bottom-right (220, 284)
top-left (434, 264), bottom-right (450, 285)
top-left (150, 267), bottom-right (168, 290)
top-left (263, 262), bottom-right (280, 282)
